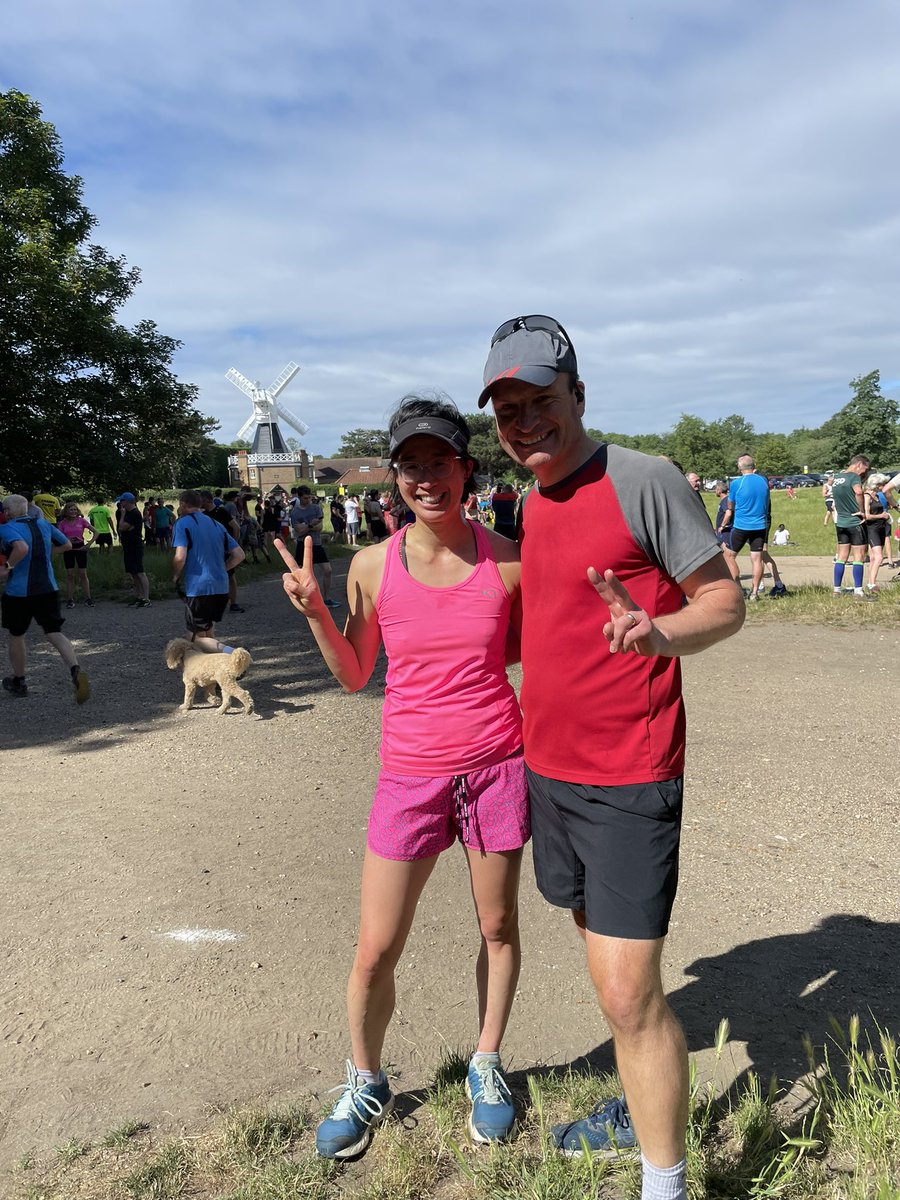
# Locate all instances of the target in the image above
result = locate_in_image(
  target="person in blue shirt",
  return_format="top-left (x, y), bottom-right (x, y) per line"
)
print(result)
top-left (720, 456), bottom-right (788, 601)
top-left (0, 494), bottom-right (90, 701)
top-left (171, 490), bottom-right (245, 653)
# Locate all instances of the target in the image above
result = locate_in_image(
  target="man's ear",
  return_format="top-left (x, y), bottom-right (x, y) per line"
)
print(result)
top-left (575, 379), bottom-right (586, 409)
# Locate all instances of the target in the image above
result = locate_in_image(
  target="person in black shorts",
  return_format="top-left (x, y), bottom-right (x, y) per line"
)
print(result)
top-left (490, 482), bottom-right (519, 540)
top-left (831, 456), bottom-right (870, 597)
top-left (290, 487), bottom-right (340, 608)
top-left (0, 494), bottom-right (91, 702)
top-left (116, 493), bottom-right (150, 607)
top-left (479, 314), bottom-right (744, 1195)
top-left (199, 491), bottom-right (245, 613)
top-left (330, 496), bottom-right (346, 543)
top-left (171, 491), bottom-right (245, 652)
top-left (720, 457), bottom-right (788, 599)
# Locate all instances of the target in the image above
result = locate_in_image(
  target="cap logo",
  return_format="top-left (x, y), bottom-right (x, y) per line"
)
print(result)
top-left (416, 421), bottom-right (431, 429)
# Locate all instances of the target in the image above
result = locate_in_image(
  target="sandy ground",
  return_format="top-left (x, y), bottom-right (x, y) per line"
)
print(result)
top-left (1, 556), bottom-right (898, 1173)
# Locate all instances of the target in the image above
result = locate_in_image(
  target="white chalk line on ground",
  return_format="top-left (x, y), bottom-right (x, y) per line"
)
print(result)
top-left (159, 928), bottom-right (245, 944)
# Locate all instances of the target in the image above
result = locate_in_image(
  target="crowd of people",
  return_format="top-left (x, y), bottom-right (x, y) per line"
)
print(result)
top-left (2, 313), bottom-right (897, 1200)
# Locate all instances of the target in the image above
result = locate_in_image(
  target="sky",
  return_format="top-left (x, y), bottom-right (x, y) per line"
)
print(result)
top-left (3, 0), bottom-right (900, 456)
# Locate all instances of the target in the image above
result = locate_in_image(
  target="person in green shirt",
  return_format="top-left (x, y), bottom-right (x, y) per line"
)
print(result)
top-left (87, 501), bottom-right (116, 552)
top-left (831, 455), bottom-right (869, 597)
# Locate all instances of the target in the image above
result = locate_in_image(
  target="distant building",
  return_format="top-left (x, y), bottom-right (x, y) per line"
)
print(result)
top-left (228, 439), bottom-right (311, 491)
top-left (335, 465), bottom-right (393, 491)
top-left (312, 457), bottom-right (386, 485)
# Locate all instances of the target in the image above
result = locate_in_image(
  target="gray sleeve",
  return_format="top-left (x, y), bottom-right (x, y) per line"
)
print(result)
top-left (605, 446), bottom-right (722, 583)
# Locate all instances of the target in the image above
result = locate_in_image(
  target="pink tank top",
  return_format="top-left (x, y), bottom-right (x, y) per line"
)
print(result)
top-left (376, 522), bottom-right (523, 775)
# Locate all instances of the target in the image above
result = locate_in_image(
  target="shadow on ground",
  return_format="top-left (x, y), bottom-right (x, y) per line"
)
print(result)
top-left (511, 913), bottom-right (899, 1102)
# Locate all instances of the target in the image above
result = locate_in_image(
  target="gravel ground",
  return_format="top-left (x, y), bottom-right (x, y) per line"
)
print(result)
top-left (1, 560), bottom-right (898, 1169)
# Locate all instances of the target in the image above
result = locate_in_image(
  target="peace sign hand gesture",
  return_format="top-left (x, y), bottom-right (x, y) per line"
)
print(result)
top-left (275, 537), bottom-right (326, 617)
top-left (587, 567), bottom-right (664, 656)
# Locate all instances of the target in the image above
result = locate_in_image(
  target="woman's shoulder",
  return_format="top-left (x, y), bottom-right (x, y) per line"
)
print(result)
top-left (350, 538), bottom-right (391, 575)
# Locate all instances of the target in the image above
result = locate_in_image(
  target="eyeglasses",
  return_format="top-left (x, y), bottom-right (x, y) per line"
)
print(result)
top-left (392, 456), bottom-right (465, 483)
top-left (490, 314), bottom-right (575, 351)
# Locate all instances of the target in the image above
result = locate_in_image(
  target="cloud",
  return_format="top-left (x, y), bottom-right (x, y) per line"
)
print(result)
top-left (2, 0), bottom-right (898, 453)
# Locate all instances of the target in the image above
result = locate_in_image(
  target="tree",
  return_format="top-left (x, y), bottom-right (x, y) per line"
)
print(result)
top-left (0, 90), bottom-right (215, 494)
top-left (335, 428), bottom-right (388, 458)
top-left (667, 414), bottom-right (729, 479)
top-left (463, 413), bottom-right (531, 485)
top-left (787, 427), bottom-right (834, 472)
top-left (825, 371), bottom-right (899, 467)
top-left (587, 429), bottom-right (671, 457)
top-left (753, 433), bottom-right (797, 476)
top-left (710, 414), bottom-right (756, 468)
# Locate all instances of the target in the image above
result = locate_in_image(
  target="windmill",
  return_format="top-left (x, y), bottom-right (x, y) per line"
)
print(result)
top-left (226, 361), bottom-right (309, 454)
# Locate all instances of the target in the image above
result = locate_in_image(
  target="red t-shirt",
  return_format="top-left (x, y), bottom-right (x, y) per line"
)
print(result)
top-left (519, 446), bottom-right (720, 786)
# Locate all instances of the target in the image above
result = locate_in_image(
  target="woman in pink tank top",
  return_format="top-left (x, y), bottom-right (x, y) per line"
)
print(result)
top-left (276, 395), bottom-right (528, 1157)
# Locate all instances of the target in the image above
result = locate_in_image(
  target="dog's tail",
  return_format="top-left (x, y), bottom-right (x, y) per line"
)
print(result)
top-left (231, 647), bottom-right (253, 678)
top-left (164, 638), bottom-right (193, 670)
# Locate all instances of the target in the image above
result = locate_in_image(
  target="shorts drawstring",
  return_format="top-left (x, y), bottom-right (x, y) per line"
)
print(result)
top-left (453, 774), bottom-right (470, 843)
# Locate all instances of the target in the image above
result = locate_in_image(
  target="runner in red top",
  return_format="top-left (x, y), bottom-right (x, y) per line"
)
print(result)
top-left (479, 315), bottom-right (744, 1198)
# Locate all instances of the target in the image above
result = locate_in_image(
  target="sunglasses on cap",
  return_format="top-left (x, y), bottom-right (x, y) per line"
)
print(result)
top-left (489, 314), bottom-right (576, 351)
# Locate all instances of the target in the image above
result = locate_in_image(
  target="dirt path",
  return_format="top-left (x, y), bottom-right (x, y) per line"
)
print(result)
top-left (2, 566), bottom-right (898, 1169)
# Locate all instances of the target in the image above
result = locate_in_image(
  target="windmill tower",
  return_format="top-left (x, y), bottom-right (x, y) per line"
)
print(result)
top-left (225, 361), bottom-right (311, 490)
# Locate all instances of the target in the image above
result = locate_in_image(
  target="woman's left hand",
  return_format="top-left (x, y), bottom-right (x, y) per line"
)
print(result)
top-left (587, 567), bottom-right (664, 656)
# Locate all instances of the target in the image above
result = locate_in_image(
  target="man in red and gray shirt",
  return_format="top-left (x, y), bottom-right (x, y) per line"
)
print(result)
top-left (479, 316), bottom-right (744, 1200)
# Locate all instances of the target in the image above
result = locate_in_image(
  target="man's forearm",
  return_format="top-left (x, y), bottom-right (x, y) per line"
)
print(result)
top-left (649, 583), bottom-right (745, 656)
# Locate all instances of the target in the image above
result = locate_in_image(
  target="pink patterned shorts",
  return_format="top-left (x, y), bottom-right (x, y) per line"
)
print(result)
top-left (368, 753), bottom-right (530, 861)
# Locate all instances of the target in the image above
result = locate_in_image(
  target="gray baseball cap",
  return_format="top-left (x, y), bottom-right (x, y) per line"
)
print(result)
top-left (478, 316), bottom-right (578, 408)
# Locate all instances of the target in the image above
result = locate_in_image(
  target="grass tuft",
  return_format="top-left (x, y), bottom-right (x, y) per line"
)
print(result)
top-left (218, 1103), bottom-right (311, 1167)
top-left (121, 1140), bottom-right (193, 1199)
top-left (54, 1137), bottom-right (90, 1164)
top-left (100, 1119), bottom-right (149, 1149)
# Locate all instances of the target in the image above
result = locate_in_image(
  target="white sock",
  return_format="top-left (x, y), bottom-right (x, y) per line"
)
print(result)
top-left (354, 1065), bottom-right (383, 1087)
top-left (641, 1154), bottom-right (687, 1200)
top-left (471, 1051), bottom-right (500, 1067)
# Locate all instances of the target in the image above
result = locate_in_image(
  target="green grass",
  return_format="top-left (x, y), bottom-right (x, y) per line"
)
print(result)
top-left (12, 1024), bottom-right (899, 1200)
top-left (700, 486), bottom-right (897, 558)
top-left (100, 1119), bottom-right (149, 1149)
top-left (743, 582), bottom-right (900, 625)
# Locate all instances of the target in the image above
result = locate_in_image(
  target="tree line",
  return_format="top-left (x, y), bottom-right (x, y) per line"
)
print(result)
top-left (334, 370), bottom-right (900, 486)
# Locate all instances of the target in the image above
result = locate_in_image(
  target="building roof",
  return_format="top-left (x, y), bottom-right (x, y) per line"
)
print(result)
top-left (336, 466), bottom-right (393, 489)
top-left (313, 457), bottom-right (384, 482)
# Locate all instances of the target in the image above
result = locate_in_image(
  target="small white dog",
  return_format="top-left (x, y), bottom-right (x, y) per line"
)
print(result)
top-left (164, 638), bottom-right (254, 716)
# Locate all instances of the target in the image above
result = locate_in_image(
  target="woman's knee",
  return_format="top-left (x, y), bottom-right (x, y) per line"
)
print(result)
top-left (477, 906), bottom-right (519, 946)
top-left (353, 934), bottom-right (405, 981)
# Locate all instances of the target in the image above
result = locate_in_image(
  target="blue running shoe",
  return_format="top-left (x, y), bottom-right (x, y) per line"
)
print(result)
top-left (315, 1060), bottom-right (394, 1159)
top-left (466, 1055), bottom-right (516, 1143)
top-left (551, 1094), bottom-right (637, 1158)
